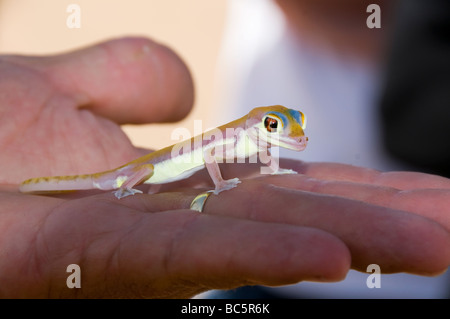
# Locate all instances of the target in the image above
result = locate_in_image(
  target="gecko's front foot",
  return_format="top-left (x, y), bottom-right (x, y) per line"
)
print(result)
top-left (213, 178), bottom-right (241, 195)
top-left (114, 187), bottom-right (143, 199)
top-left (272, 168), bottom-right (297, 175)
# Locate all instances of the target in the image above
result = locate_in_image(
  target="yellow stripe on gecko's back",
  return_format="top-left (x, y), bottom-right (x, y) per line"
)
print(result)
top-left (20, 173), bottom-right (98, 193)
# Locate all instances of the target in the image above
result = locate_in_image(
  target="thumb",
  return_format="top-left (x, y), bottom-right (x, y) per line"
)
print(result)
top-left (42, 37), bottom-right (194, 124)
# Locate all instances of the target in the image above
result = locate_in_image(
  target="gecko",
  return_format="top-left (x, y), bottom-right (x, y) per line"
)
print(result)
top-left (20, 105), bottom-right (308, 199)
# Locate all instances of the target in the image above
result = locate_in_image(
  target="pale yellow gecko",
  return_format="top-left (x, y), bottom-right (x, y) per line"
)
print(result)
top-left (20, 105), bottom-right (308, 199)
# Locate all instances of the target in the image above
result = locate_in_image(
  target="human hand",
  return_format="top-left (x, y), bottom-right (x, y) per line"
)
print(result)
top-left (209, 160), bottom-right (450, 275)
top-left (0, 37), bottom-right (193, 183)
top-left (1, 37), bottom-right (448, 299)
top-left (0, 37), bottom-right (350, 298)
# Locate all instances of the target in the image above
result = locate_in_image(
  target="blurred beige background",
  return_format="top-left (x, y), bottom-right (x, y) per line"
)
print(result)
top-left (0, 0), bottom-right (227, 149)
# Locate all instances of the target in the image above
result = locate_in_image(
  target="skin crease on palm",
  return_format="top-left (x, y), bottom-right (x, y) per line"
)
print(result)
top-left (0, 37), bottom-right (449, 298)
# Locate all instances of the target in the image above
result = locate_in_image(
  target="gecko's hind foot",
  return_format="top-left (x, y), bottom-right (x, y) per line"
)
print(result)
top-left (213, 178), bottom-right (241, 195)
top-left (114, 187), bottom-right (143, 199)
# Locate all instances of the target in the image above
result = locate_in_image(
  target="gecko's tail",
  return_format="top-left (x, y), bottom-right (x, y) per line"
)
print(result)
top-left (20, 163), bottom-right (154, 197)
top-left (19, 174), bottom-right (97, 194)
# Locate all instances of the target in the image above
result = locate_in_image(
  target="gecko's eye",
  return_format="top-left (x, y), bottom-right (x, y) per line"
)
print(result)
top-left (264, 117), bottom-right (278, 133)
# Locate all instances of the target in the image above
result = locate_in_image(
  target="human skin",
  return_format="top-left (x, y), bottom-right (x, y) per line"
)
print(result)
top-left (0, 37), bottom-right (448, 298)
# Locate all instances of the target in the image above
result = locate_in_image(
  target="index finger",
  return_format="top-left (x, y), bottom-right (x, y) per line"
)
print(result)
top-left (283, 160), bottom-right (450, 190)
top-left (148, 181), bottom-right (450, 276)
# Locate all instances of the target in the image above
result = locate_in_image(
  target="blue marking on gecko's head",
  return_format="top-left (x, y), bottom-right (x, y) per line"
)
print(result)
top-left (264, 108), bottom-right (306, 132)
top-left (246, 105), bottom-right (308, 151)
top-left (288, 109), bottom-right (302, 126)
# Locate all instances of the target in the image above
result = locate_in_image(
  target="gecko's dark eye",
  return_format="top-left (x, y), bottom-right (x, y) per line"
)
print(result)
top-left (264, 117), bottom-right (278, 133)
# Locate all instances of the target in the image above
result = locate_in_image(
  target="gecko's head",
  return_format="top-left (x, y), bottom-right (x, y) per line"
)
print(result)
top-left (245, 105), bottom-right (308, 151)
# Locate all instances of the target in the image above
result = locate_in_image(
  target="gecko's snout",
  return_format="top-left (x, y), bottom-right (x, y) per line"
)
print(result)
top-left (299, 136), bottom-right (308, 144)
top-left (288, 135), bottom-right (308, 151)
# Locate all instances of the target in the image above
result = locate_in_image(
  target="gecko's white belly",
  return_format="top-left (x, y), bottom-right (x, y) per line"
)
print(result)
top-left (144, 132), bottom-right (260, 185)
top-left (145, 151), bottom-right (206, 184)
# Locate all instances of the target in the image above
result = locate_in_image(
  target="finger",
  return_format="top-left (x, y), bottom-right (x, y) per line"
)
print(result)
top-left (129, 171), bottom-right (450, 232)
top-left (43, 197), bottom-right (350, 298)
top-left (115, 211), bottom-right (350, 297)
top-left (157, 181), bottom-right (450, 276)
top-left (184, 160), bottom-right (450, 191)
top-left (373, 171), bottom-right (450, 190)
top-left (32, 37), bottom-right (194, 124)
top-left (262, 174), bottom-right (450, 231)
top-left (283, 160), bottom-right (450, 190)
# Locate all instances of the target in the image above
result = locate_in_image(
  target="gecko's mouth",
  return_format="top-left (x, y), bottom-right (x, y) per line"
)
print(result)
top-left (279, 135), bottom-right (308, 151)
